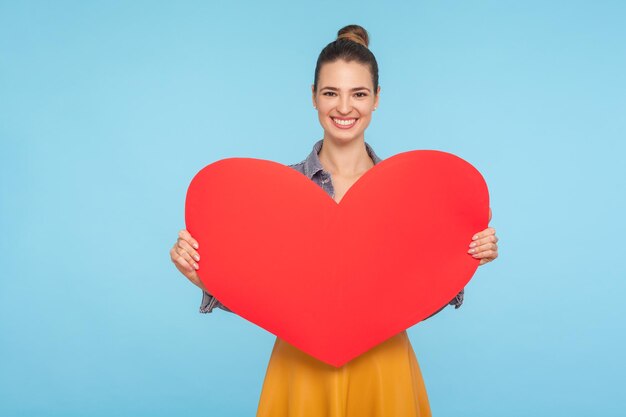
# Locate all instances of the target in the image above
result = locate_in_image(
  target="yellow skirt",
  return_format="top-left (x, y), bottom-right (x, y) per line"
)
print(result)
top-left (256, 330), bottom-right (431, 417)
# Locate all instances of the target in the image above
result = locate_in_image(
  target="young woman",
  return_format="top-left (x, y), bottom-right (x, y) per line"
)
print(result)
top-left (170, 24), bottom-right (499, 417)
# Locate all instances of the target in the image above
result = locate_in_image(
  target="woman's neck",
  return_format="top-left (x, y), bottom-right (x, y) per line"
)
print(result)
top-left (318, 137), bottom-right (374, 178)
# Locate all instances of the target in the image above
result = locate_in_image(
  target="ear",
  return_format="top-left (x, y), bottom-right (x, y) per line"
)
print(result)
top-left (311, 84), bottom-right (317, 108)
top-left (374, 85), bottom-right (381, 108)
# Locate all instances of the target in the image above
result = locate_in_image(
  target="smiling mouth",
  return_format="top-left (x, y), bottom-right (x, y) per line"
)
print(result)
top-left (331, 117), bottom-right (358, 129)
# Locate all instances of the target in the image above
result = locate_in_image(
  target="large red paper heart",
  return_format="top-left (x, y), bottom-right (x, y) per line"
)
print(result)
top-left (185, 150), bottom-right (489, 367)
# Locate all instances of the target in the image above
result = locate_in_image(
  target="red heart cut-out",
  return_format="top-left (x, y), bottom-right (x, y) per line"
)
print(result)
top-left (185, 150), bottom-right (489, 367)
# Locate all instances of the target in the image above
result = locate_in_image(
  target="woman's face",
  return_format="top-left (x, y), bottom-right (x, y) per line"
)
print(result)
top-left (312, 59), bottom-right (380, 144)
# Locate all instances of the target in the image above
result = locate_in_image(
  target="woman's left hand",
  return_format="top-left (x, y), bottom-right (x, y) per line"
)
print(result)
top-left (468, 208), bottom-right (498, 266)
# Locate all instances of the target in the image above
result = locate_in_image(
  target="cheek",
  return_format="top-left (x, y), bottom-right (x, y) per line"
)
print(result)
top-left (318, 112), bottom-right (331, 126)
top-left (358, 109), bottom-right (373, 120)
top-left (357, 109), bottom-right (374, 127)
top-left (316, 103), bottom-right (332, 115)
top-left (358, 102), bottom-right (374, 114)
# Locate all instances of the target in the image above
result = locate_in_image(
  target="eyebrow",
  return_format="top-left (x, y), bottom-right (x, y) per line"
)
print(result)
top-left (320, 86), bottom-right (372, 93)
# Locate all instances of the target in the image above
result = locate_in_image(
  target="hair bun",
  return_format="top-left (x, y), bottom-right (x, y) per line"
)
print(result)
top-left (336, 24), bottom-right (369, 48)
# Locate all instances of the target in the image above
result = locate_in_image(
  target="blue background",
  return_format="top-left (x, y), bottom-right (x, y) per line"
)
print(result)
top-left (1, 1), bottom-right (625, 416)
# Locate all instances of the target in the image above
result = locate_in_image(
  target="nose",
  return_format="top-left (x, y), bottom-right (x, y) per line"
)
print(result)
top-left (336, 95), bottom-right (352, 115)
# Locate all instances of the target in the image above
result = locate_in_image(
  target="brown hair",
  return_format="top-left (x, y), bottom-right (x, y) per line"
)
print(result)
top-left (313, 24), bottom-right (379, 95)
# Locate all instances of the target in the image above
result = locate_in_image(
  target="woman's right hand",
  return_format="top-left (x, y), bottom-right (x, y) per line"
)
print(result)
top-left (170, 229), bottom-right (206, 291)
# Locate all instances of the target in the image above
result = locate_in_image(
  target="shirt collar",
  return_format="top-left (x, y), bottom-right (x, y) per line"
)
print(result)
top-left (302, 139), bottom-right (383, 179)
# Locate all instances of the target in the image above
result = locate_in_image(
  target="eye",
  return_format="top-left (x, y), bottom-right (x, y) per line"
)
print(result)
top-left (355, 92), bottom-right (368, 98)
top-left (323, 91), bottom-right (337, 96)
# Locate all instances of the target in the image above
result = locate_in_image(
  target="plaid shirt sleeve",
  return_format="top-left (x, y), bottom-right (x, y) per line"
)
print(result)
top-left (199, 290), bottom-right (232, 314)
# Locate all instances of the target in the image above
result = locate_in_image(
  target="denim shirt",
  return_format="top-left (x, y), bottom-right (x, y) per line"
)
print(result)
top-left (199, 139), bottom-right (464, 317)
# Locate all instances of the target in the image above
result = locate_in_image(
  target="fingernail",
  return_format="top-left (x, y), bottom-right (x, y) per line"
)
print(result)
top-left (194, 255), bottom-right (200, 261)
top-left (193, 243), bottom-right (199, 249)
top-left (194, 263), bottom-right (199, 269)
top-left (472, 235), bottom-right (478, 240)
top-left (472, 254), bottom-right (479, 258)
top-left (469, 242), bottom-right (476, 248)
top-left (468, 248), bottom-right (475, 253)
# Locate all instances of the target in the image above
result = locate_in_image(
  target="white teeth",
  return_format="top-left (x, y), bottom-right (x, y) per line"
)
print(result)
top-left (333, 118), bottom-right (356, 126)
